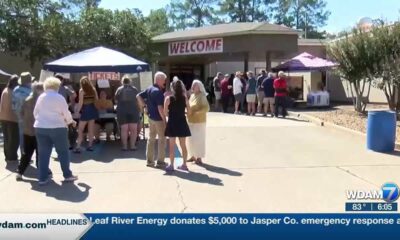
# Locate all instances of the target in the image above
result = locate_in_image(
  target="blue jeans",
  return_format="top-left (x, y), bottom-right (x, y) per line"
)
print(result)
top-left (35, 128), bottom-right (73, 182)
top-left (18, 120), bottom-right (24, 155)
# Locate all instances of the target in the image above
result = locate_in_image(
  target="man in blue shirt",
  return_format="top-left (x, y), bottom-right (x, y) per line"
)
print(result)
top-left (261, 72), bottom-right (276, 117)
top-left (12, 72), bottom-right (33, 154)
top-left (246, 71), bottom-right (257, 115)
top-left (137, 71), bottom-right (167, 168)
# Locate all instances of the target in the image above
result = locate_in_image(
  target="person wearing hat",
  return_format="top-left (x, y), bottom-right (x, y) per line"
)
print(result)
top-left (12, 72), bottom-right (34, 155)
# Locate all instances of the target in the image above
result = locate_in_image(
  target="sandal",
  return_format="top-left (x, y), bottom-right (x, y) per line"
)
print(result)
top-left (177, 165), bottom-right (189, 171)
top-left (165, 164), bottom-right (175, 172)
top-left (195, 158), bottom-right (203, 165)
top-left (130, 147), bottom-right (137, 151)
top-left (187, 157), bottom-right (196, 162)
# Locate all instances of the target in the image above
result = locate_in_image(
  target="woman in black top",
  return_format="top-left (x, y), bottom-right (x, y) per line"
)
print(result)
top-left (164, 80), bottom-right (191, 172)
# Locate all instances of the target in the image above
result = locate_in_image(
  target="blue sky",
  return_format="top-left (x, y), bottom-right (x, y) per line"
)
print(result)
top-left (99, 0), bottom-right (400, 33)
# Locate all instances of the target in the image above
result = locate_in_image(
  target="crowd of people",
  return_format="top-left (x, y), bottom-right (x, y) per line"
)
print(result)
top-left (0, 68), bottom-right (288, 184)
top-left (0, 71), bottom-right (211, 184)
top-left (212, 70), bottom-right (288, 117)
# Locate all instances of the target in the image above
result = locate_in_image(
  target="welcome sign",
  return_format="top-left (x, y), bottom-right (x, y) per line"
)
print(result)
top-left (169, 38), bottom-right (223, 56)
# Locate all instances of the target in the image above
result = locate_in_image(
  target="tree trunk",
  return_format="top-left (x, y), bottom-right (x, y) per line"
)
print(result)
top-left (238, 0), bottom-right (243, 22)
top-left (251, 0), bottom-right (256, 22)
top-left (347, 81), bottom-right (356, 109)
top-left (197, 13), bottom-right (202, 27)
top-left (362, 81), bottom-right (372, 113)
top-left (352, 82), bottom-right (363, 113)
top-left (383, 82), bottom-right (396, 110)
top-left (396, 83), bottom-right (400, 113)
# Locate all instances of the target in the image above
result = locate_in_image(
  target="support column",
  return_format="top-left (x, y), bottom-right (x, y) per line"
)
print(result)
top-left (165, 62), bottom-right (171, 90)
top-left (266, 51), bottom-right (271, 72)
top-left (244, 52), bottom-right (249, 73)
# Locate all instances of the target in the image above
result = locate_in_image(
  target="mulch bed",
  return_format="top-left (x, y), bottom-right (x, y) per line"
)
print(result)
top-left (307, 107), bottom-right (400, 143)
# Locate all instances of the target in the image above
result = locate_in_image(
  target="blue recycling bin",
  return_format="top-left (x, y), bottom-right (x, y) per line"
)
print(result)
top-left (367, 111), bottom-right (397, 152)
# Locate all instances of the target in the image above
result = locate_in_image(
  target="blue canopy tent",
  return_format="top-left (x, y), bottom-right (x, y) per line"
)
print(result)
top-left (43, 46), bottom-right (149, 73)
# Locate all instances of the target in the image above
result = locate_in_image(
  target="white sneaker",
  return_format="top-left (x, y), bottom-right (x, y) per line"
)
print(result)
top-left (16, 174), bottom-right (22, 181)
top-left (64, 176), bottom-right (78, 182)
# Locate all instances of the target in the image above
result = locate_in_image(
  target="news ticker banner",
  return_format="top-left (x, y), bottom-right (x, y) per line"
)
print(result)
top-left (2, 214), bottom-right (400, 240)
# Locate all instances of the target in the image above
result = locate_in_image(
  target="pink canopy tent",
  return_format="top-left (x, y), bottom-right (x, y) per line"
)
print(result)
top-left (272, 52), bottom-right (337, 72)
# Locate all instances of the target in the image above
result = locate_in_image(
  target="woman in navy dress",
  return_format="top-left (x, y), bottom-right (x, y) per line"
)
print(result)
top-left (164, 80), bottom-right (191, 172)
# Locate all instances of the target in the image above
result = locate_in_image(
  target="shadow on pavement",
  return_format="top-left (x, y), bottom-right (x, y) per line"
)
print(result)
top-left (67, 140), bottom-right (147, 163)
top-left (288, 106), bottom-right (341, 113)
top-left (27, 181), bottom-right (91, 203)
top-left (279, 117), bottom-right (309, 123)
top-left (165, 170), bottom-right (223, 186)
top-left (198, 163), bottom-right (242, 177)
top-left (383, 150), bottom-right (400, 157)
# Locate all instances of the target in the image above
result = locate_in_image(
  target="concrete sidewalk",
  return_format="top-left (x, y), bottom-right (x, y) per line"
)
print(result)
top-left (0, 112), bottom-right (399, 213)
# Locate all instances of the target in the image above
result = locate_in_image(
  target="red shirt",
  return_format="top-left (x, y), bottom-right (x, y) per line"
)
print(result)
top-left (220, 79), bottom-right (231, 97)
top-left (273, 78), bottom-right (287, 97)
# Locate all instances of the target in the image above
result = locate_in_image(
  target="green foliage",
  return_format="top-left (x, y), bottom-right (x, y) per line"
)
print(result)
top-left (218, 0), bottom-right (276, 23)
top-left (328, 22), bottom-right (400, 113)
top-left (0, 0), bottom-right (66, 63)
top-left (146, 8), bottom-right (172, 36)
top-left (167, 0), bottom-right (219, 29)
top-left (165, 0), bottom-right (329, 37)
top-left (273, 0), bottom-right (330, 38)
top-left (0, 0), bottom-right (160, 65)
top-left (369, 22), bottom-right (400, 111)
top-left (0, 0), bottom-right (332, 67)
top-left (328, 28), bottom-right (377, 112)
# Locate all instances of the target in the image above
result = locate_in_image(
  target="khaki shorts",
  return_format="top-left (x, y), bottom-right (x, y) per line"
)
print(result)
top-left (263, 97), bottom-right (275, 105)
top-left (246, 94), bottom-right (256, 103)
top-left (257, 91), bottom-right (265, 104)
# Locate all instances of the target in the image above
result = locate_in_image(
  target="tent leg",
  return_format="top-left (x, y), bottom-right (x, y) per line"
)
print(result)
top-left (142, 114), bottom-right (146, 140)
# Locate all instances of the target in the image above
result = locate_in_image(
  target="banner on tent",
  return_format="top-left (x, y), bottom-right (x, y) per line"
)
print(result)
top-left (89, 72), bottom-right (120, 81)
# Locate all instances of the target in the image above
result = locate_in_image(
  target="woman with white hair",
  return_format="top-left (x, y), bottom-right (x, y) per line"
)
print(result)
top-left (187, 80), bottom-right (210, 165)
top-left (34, 77), bottom-right (77, 185)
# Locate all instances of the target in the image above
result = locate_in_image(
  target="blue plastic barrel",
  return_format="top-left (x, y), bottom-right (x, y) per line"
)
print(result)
top-left (367, 111), bottom-right (397, 152)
